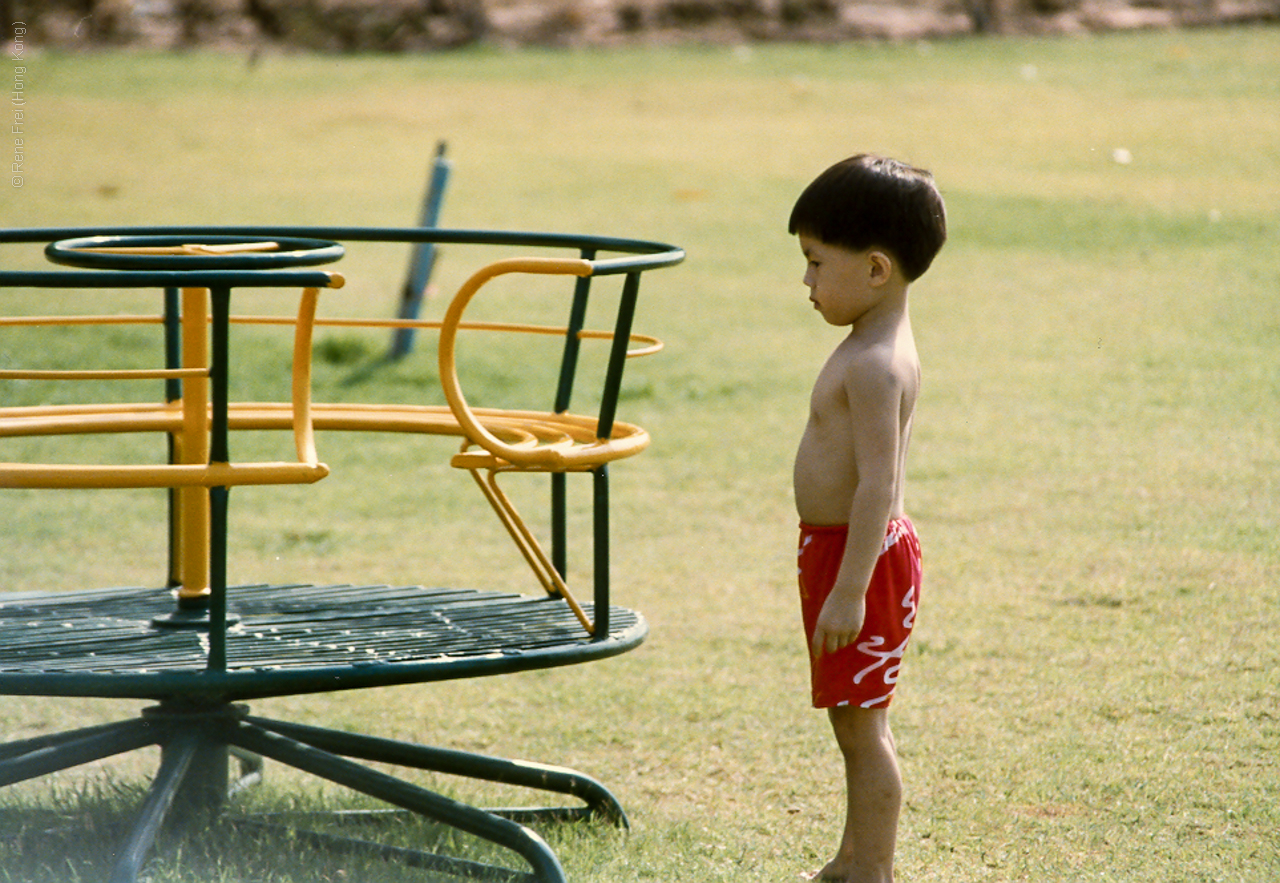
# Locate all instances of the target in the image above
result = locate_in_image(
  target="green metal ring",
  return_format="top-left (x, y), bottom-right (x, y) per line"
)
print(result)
top-left (45, 234), bottom-right (345, 270)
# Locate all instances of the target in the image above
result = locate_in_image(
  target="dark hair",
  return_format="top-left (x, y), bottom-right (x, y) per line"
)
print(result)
top-left (788, 154), bottom-right (947, 281)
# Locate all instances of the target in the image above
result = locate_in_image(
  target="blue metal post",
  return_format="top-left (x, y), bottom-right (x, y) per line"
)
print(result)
top-left (388, 142), bottom-right (452, 360)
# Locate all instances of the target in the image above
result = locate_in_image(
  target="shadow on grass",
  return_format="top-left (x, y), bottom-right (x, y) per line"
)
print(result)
top-left (0, 783), bottom-right (615, 883)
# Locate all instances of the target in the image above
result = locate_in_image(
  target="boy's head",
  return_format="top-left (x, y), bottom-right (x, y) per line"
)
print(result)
top-left (788, 154), bottom-right (947, 282)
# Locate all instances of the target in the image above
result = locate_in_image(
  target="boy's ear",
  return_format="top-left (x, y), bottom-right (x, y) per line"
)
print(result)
top-left (867, 250), bottom-right (894, 286)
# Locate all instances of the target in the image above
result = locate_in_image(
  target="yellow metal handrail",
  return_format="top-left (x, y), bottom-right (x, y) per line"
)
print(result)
top-left (437, 257), bottom-right (651, 472)
top-left (0, 286), bottom-right (330, 491)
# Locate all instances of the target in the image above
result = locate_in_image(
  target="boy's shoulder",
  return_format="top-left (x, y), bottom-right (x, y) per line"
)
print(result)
top-left (824, 322), bottom-right (918, 403)
top-left (834, 319), bottom-right (915, 375)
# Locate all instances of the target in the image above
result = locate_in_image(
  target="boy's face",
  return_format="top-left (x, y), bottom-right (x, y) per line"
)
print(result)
top-left (798, 234), bottom-right (886, 327)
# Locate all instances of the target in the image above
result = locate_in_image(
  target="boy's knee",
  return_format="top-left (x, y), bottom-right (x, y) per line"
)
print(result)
top-left (828, 706), bottom-right (893, 754)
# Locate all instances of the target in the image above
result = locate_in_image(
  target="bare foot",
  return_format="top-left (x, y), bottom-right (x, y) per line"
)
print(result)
top-left (802, 858), bottom-right (853, 881)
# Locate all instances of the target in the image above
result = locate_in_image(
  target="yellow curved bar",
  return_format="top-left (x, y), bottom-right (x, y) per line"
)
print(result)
top-left (291, 288), bottom-right (321, 466)
top-left (437, 257), bottom-right (594, 471)
top-left (447, 413), bottom-right (651, 468)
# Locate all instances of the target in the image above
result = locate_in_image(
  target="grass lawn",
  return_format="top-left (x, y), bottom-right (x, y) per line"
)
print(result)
top-left (1, 25), bottom-right (1278, 882)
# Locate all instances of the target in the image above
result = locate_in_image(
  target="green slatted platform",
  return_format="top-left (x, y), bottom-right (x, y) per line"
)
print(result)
top-left (0, 584), bottom-right (647, 883)
top-left (0, 584), bottom-right (645, 702)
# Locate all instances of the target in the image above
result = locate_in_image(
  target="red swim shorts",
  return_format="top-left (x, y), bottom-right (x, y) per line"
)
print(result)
top-left (797, 518), bottom-right (921, 709)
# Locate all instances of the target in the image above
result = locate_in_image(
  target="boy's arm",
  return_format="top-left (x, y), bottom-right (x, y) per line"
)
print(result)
top-left (811, 361), bottom-right (903, 657)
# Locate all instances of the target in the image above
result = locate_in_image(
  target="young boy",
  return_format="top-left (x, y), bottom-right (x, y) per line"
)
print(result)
top-left (790, 155), bottom-right (946, 883)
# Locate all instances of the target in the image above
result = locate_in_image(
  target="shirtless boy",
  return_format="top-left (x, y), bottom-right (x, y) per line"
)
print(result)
top-left (790, 155), bottom-right (947, 883)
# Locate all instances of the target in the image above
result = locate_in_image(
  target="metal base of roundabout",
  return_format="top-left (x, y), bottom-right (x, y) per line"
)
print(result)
top-left (0, 583), bottom-right (646, 883)
top-left (2, 701), bottom-right (625, 883)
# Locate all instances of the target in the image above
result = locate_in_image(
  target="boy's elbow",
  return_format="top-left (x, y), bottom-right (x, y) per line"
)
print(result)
top-left (853, 481), bottom-right (896, 512)
top-left (859, 475), bottom-right (897, 501)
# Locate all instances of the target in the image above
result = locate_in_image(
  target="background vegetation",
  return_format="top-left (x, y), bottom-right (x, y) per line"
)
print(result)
top-left (1, 26), bottom-right (1278, 881)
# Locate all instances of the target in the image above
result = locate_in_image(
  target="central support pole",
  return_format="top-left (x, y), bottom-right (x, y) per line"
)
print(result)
top-left (141, 703), bottom-right (245, 834)
top-left (176, 287), bottom-right (211, 609)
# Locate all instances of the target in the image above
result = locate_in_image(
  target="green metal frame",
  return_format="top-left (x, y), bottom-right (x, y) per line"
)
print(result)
top-left (0, 225), bottom-right (683, 882)
top-left (1, 225), bottom-right (682, 642)
top-left (44, 234), bottom-right (346, 270)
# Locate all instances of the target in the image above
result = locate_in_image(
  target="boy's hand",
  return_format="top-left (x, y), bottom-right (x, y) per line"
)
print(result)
top-left (812, 593), bottom-right (865, 657)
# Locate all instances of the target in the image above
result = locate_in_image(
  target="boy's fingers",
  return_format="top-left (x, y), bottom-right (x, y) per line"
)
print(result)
top-left (813, 630), bottom-right (851, 656)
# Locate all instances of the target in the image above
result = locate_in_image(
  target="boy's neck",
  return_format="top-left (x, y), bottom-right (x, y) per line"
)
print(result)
top-left (849, 281), bottom-right (910, 338)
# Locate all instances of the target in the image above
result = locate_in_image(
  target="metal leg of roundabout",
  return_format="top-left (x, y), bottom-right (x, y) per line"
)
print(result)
top-left (0, 701), bottom-right (629, 883)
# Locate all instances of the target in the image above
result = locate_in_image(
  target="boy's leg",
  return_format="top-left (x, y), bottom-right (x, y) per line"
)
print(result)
top-left (809, 706), bottom-right (900, 883)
